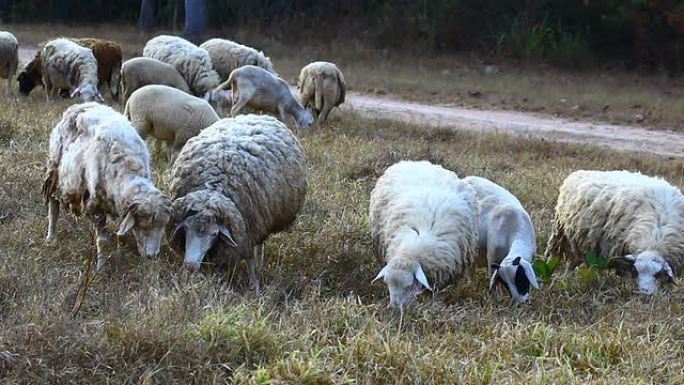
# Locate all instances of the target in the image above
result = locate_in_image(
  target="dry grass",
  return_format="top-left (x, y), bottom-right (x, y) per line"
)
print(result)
top-left (3, 24), bottom-right (684, 384)
top-left (2, 84), bottom-right (684, 383)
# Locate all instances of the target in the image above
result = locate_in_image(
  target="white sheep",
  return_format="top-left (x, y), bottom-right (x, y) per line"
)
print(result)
top-left (200, 38), bottom-right (276, 81)
top-left (544, 170), bottom-right (684, 294)
top-left (169, 114), bottom-right (308, 291)
top-left (41, 38), bottom-right (103, 103)
top-left (42, 102), bottom-right (172, 269)
top-left (124, 84), bottom-right (219, 160)
top-left (217, 65), bottom-right (313, 130)
top-left (463, 176), bottom-right (539, 303)
top-left (0, 31), bottom-right (18, 95)
top-left (120, 57), bottom-right (191, 104)
top-left (370, 160), bottom-right (479, 309)
top-left (298, 61), bottom-right (346, 127)
top-left (142, 35), bottom-right (220, 98)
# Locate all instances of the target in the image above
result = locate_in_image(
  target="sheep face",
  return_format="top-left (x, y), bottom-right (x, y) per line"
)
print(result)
top-left (489, 256), bottom-right (539, 303)
top-left (173, 212), bottom-right (237, 272)
top-left (71, 84), bottom-right (104, 103)
top-left (117, 201), bottom-right (172, 258)
top-left (296, 109), bottom-right (314, 131)
top-left (373, 262), bottom-right (432, 309)
top-left (627, 251), bottom-right (674, 295)
top-left (17, 71), bottom-right (38, 96)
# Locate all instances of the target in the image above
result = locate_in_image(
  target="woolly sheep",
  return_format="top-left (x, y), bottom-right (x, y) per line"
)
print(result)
top-left (463, 176), bottom-right (539, 303)
top-left (543, 170), bottom-right (684, 294)
top-left (42, 102), bottom-right (172, 269)
top-left (169, 114), bottom-right (307, 291)
top-left (200, 38), bottom-right (276, 81)
top-left (0, 31), bottom-right (18, 95)
top-left (41, 38), bottom-right (103, 102)
top-left (298, 61), bottom-right (346, 127)
top-left (18, 38), bottom-right (122, 100)
top-left (370, 160), bottom-right (479, 309)
top-left (142, 35), bottom-right (220, 98)
top-left (124, 84), bottom-right (219, 160)
top-left (217, 65), bottom-right (313, 130)
top-left (120, 57), bottom-right (191, 104)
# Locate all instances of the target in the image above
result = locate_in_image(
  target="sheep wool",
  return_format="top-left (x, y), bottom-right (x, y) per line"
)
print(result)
top-left (120, 57), bottom-right (191, 103)
top-left (200, 38), bottom-right (276, 81)
top-left (169, 114), bottom-right (307, 290)
top-left (0, 31), bottom-right (18, 95)
top-left (43, 102), bottom-right (172, 267)
top-left (73, 38), bottom-right (123, 101)
top-left (544, 170), bottom-right (684, 294)
top-left (41, 38), bottom-right (102, 102)
top-left (143, 35), bottom-right (220, 97)
top-left (370, 160), bottom-right (479, 308)
top-left (298, 61), bottom-right (346, 126)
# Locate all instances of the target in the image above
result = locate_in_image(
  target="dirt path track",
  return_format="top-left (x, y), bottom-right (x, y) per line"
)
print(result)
top-left (19, 48), bottom-right (684, 157)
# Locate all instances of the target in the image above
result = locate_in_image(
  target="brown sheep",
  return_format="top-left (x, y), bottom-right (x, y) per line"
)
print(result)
top-left (17, 37), bottom-right (122, 101)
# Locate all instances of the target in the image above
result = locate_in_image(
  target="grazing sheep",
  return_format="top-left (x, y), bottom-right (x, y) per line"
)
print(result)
top-left (41, 38), bottom-right (103, 102)
top-left (200, 38), bottom-right (276, 81)
top-left (18, 38), bottom-right (122, 100)
top-left (217, 65), bottom-right (313, 130)
top-left (370, 161), bottom-right (479, 309)
top-left (42, 102), bottom-right (172, 269)
top-left (0, 31), bottom-right (18, 95)
top-left (544, 170), bottom-right (684, 294)
top-left (463, 176), bottom-right (539, 303)
top-left (298, 61), bottom-right (346, 127)
top-left (124, 84), bottom-right (219, 160)
top-left (169, 114), bottom-right (307, 291)
top-left (120, 57), bottom-right (191, 103)
top-left (142, 35), bottom-right (220, 97)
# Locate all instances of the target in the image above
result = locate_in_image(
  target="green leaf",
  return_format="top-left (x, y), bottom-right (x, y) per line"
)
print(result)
top-left (584, 251), bottom-right (609, 270)
top-left (532, 260), bottom-right (552, 283)
top-left (547, 255), bottom-right (561, 272)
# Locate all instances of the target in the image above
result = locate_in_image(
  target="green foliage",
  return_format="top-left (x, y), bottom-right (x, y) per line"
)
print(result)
top-left (532, 255), bottom-right (560, 284)
top-left (584, 251), bottom-right (610, 270)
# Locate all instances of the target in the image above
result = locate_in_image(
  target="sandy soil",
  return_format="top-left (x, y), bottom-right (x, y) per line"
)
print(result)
top-left (19, 47), bottom-right (684, 157)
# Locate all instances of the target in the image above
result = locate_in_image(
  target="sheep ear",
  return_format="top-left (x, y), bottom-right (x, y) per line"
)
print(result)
top-left (170, 220), bottom-right (186, 242)
top-left (415, 265), bottom-right (432, 291)
top-left (660, 260), bottom-right (675, 283)
top-left (489, 269), bottom-right (499, 291)
top-left (372, 265), bottom-right (389, 284)
top-left (70, 88), bottom-right (80, 98)
top-left (116, 210), bottom-right (136, 236)
top-left (96, 92), bottom-right (105, 103)
top-left (521, 260), bottom-right (540, 289)
top-left (218, 225), bottom-right (237, 247)
top-left (203, 91), bottom-right (212, 102)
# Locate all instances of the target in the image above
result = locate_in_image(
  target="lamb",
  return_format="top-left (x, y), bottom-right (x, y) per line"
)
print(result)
top-left (42, 102), bottom-right (172, 269)
top-left (142, 35), bottom-right (220, 98)
top-left (543, 170), bottom-right (684, 294)
top-left (18, 38), bottom-right (122, 100)
top-left (169, 114), bottom-right (307, 291)
top-left (297, 61), bottom-right (346, 127)
top-left (124, 84), bottom-right (219, 160)
top-left (462, 176), bottom-right (539, 303)
top-left (0, 31), bottom-right (18, 95)
top-left (120, 57), bottom-right (191, 103)
top-left (217, 65), bottom-right (313, 130)
top-left (40, 38), bottom-right (103, 102)
top-left (370, 160), bottom-right (479, 309)
top-left (199, 38), bottom-right (276, 81)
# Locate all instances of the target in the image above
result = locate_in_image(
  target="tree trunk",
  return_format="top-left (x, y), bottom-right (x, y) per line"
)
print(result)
top-left (184, 0), bottom-right (207, 44)
top-left (173, 0), bottom-right (184, 31)
top-left (139, 0), bottom-right (155, 32)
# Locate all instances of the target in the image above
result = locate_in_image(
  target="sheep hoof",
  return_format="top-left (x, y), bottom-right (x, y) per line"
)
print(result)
top-left (45, 234), bottom-right (57, 245)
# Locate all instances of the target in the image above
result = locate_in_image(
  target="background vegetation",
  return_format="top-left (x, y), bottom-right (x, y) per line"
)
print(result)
top-left (3, 0), bottom-right (684, 72)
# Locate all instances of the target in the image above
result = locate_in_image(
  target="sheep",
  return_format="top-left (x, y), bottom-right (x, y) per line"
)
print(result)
top-left (18, 38), bottom-right (122, 100)
top-left (40, 38), bottom-right (103, 102)
top-left (0, 31), bottom-right (18, 95)
top-left (543, 170), bottom-right (684, 295)
top-left (120, 57), bottom-right (191, 104)
top-left (370, 160), bottom-right (479, 309)
top-left (462, 176), bottom-right (539, 303)
top-left (124, 84), bottom-right (219, 160)
top-left (142, 34), bottom-right (220, 98)
top-left (169, 114), bottom-right (307, 292)
top-left (216, 65), bottom-right (313, 130)
top-left (42, 102), bottom-right (172, 269)
top-left (199, 38), bottom-right (276, 81)
top-left (297, 61), bottom-right (346, 127)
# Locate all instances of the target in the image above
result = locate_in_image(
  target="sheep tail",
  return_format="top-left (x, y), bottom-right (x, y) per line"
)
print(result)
top-left (314, 76), bottom-right (323, 111)
top-left (337, 71), bottom-right (346, 104)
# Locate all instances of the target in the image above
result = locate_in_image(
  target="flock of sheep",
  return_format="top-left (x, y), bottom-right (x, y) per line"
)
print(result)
top-left (1, 29), bottom-right (683, 310)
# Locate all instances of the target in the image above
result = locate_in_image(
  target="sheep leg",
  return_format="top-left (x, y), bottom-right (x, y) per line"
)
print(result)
top-left (254, 243), bottom-right (265, 271)
top-left (319, 101), bottom-right (334, 127)
top-left (247, 255), bottom-right (261, 294)
top-left (46, 198), bottom-right (60, 243)
top-left (277, 106), bottom-right (288, 125)
top-left (5, 76), bottom-right (10, 95)
top-left (230, 89), bottom-right (253, 117)
top-left (91, 211), bottom-right (112, 271)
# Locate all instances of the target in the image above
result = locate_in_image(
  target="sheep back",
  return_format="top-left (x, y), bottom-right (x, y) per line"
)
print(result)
top-left (298, 61), bottom-right (346, 110)
top-left (0, 31), bottom-right (18, 79)
top-left (41, 38), bottom-right (99, 90)
top-left (121, 57), bottom-right (191, 101)
top-left (200, 38), bottom-right (276, 81)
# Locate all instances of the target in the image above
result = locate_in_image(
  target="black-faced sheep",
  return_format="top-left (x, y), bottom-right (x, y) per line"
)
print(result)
top-left (200, 38), bottom-right (276, 81)
top-left (43, 102), bottom-right (172, 269)
top-left (120, 57), bottom-right (191, 104)
top-left (0, 31), bottom-right (18, 95)
top-left (169, 114), bottom-right (308, 291)
top-left (298, 61), bottom-right (346, 127)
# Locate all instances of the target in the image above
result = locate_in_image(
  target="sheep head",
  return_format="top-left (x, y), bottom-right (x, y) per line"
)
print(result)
top-left (117, 193), bottom-right (172, 258)
top-left (489, 256), bottom-right (539, 304)
top-left (372, 261), bottom-right (432, 310)
top-left (71, 84), bottom-right (104, 103)
top-left (609, 250), bottom-right (674, 294)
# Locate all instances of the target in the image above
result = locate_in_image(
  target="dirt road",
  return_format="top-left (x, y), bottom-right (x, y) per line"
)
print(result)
top-left (18, 48), bottom-right (684, 157)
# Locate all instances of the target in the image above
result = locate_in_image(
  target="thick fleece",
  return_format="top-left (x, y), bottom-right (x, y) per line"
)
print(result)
top-left (41, 38), bottom-right (102, 102)
top-left (200, 38), bottom-right (276, 81)
top-left (298, 61), bottom-right (346, 126)
top-left (0, 31), bottom-right (18, 94)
